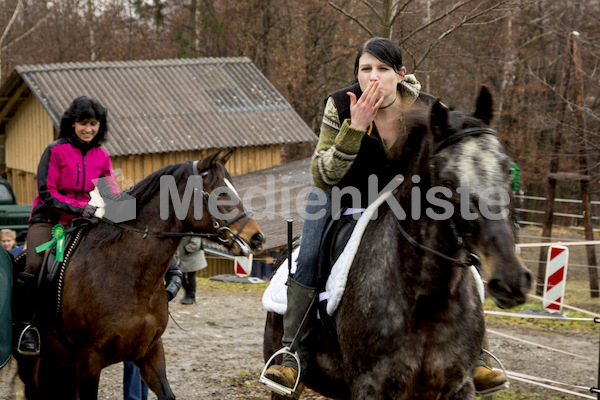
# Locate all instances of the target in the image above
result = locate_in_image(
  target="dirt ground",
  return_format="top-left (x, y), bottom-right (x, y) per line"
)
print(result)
top-left (2, 225), bottom-right (600, 399)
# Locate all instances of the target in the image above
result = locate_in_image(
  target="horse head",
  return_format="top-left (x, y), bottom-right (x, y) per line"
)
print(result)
top-left (428, 86), bottom-right (531, 309)
top-left (186, 149), bottom-right (265, 256)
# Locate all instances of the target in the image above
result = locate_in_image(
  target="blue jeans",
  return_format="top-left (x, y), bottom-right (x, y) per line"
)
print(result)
top-left (123, 361), bottom-right (148, 400)
top-left (292, 187), bottom-right (332, 287)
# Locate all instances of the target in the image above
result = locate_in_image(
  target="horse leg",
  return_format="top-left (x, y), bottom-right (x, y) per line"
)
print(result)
top-left (137, 338), bottom-right (175, 400)
top-left (348, 374), bottom-right (386, 400)
top-left (37, 359), bottom-right (78, 400)
top-left (76, 352), bottom-right (103, 400)
top-left (14, 354), bottom-right (40, 399)
top-left (449, 380), bottom-right (476, 400)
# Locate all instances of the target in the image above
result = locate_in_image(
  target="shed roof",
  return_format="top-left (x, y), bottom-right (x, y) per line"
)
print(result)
top-left (0, 57), bottom-right (316, 156)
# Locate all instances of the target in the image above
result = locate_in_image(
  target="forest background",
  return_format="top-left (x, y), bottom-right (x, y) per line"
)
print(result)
top-left (0, 0), bottom-right (599, 202)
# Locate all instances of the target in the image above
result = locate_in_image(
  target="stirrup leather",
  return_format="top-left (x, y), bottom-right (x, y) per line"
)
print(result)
top-left (476, 349), bottom-right (510, 396)
top-left (259, 347), bottom-right (302, 398)
top-left (17, 325), bottom-right (41, 356)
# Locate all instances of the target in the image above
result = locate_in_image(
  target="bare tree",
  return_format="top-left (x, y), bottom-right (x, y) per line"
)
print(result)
top-left (0, 0), bottom-right (52, 79)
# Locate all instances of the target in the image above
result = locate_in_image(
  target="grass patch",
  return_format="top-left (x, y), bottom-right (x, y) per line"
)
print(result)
top-left (484, 296), bottom-right (598, 334)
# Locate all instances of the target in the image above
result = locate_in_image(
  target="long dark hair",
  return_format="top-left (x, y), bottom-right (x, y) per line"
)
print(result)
top-left (58, 96), bottom-right (108, 144)
top-left (353, 37), bottom-right (404, 79)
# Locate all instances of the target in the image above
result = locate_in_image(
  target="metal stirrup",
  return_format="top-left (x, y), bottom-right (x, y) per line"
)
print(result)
top-left (259, 347), bottom-right (302, 398)
top-left (17, 325), bottom-right (41, 356)
top-left (476, 349), bottom-right (510, 396)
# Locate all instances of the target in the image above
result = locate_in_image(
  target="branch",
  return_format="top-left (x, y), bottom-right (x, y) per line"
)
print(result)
top-left (413, 0), bottom-right (510, 71)
top-left (0, 0), bottom-right (22, 48)
top-left (400, 0), bottom-right (475, 45)
top-left (524, 64), bottom-right (600, 123)
top-left (1, 11), bottom-right (53, 54)
top-left (362, 0), bottom-right (381, 21)
top-left (327, 0), bottom-right (375, 37)
top-left (390, 0), bottom-right (416, 27)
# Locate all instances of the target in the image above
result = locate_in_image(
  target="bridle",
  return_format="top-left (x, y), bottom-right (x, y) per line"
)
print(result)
top-left (395, 127), bottom-right (498, 268)
top-left (99, 160), bottom-right (254, 252)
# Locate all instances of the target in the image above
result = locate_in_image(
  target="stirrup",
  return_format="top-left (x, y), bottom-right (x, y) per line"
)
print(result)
top-left (17, 325), bottom-right (41, 356)
top-left (476, 349), bottom-right (510, 396)
top-left (259, 347), bottom-right (302, 398)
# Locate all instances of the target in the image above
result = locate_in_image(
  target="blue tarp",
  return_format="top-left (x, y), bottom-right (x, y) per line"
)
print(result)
top-left (0, 249), bottom-right (12, 369)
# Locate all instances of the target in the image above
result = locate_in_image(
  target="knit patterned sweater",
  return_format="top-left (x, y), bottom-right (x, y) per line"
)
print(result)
top-left (311, 75), bottom-right (425, 191)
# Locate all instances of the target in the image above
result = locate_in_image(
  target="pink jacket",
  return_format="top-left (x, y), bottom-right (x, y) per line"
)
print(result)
top-left (29, 137), bottom-right (119, 226)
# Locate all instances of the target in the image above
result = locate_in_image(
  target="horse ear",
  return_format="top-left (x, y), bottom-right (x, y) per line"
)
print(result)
top-left (473, 85), bottom-right (494, 125)
top-left (218, 148), bottom-right (235, 165)
top-left (430, 99), bottom-right (449, 139)
top-left (205, 150), bottom-right (223, 167)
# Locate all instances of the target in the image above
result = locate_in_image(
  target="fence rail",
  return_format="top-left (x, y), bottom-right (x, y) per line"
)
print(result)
top-left (514, 194), bottom-right (600, 228)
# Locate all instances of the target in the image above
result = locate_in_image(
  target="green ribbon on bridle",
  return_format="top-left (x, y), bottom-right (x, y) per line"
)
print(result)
top-left (35, 224), bottom-right (66, 262)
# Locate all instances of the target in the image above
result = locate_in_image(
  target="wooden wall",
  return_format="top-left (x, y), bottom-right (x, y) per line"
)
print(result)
top-left (5, 94), bottom-right (53, 205)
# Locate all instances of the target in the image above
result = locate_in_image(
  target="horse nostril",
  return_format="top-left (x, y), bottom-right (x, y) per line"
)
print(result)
top-left (251, 232), bottom-right (265, 250)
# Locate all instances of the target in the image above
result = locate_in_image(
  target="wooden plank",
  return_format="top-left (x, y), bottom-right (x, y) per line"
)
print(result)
top-left (547, 172), bottom-right (590, 181)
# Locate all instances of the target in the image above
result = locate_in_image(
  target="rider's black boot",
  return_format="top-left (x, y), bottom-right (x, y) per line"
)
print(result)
top-left (264, 278), bottom-right (316, 399)
top-left (14, 272), bottom-right (40, 355)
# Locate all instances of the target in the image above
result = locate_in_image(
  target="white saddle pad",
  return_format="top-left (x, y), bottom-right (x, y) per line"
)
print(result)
top-left (261, 191), bottom-right (485, 316)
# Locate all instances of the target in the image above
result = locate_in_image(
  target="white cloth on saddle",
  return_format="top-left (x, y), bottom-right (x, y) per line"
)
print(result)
top-left (261, 247), bottom-right (300, 316)
top-left (261, 190), bottom-right (486, 316)
top-left (262, 191), bottom-right (395, 316)
top-left (88, 187), bottom-right (106, 218)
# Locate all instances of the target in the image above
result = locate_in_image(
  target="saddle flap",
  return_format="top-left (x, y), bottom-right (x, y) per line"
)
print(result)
top-left (317, 214), bottom-right (358, 292)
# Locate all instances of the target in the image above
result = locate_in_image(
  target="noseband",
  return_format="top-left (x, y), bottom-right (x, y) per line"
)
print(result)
top-left (395, 127), bottom-right (498, 268)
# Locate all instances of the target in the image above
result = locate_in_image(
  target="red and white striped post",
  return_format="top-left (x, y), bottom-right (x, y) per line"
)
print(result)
top-left (543, 245), bottom-right (569, 312)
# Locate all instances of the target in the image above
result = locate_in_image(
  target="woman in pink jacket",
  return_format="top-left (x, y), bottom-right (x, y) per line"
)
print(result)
top-left (16, 96), bottom-right (119, 355)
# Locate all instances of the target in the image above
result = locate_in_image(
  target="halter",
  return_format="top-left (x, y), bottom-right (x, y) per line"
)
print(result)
top-left (99, 160), bottom-right (254, 253)
top-left (395, 126), bottom-right (499, 268)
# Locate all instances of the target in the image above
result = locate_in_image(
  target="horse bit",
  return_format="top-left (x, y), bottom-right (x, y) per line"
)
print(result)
top-left (395, 127), bottom-right (498, 269)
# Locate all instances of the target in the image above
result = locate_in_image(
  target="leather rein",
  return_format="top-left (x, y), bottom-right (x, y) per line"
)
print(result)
top-left (394, 127), bottom-right (498, 268)
top-left (98, 160), bottom-right (253, 247)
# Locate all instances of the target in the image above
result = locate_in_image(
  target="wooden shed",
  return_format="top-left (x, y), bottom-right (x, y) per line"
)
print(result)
top-left (0, 57), bottom-right (317, 204)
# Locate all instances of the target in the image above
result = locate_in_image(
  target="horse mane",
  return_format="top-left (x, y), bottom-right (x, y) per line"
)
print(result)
top-left (388, 103), bottom-right (432, 180)
top-left (87, 162), bottom-right (193, 249)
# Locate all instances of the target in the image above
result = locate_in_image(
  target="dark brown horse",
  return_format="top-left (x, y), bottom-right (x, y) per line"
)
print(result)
top-left (263, 87), bottom-right (531, 399)
top-left (16, 149), bottom-right (265, 399)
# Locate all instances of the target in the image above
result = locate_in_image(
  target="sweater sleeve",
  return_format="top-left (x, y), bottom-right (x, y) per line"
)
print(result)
top-left (37, 146), bottom-right (87, 215)
top-left (310, 97), bottom-right (367, 190)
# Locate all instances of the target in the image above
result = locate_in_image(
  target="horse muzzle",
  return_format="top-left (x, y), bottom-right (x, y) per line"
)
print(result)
top-left (487, 263), bottom-right (532, 309)
top-left (228, 231), bottom-right (265, 256)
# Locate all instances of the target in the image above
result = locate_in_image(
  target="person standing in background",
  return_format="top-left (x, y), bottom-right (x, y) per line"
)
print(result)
top-left (178, 236), bottom-right (207, 305)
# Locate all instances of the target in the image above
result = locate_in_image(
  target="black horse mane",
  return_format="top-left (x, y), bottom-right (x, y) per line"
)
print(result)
top-left (87, 158), bottom-right (231, 249)
top-left (388, 103), bottom-right (432, 181)
top-left (128, 162), bottom-right (192, 208)
top-left (388, 101), bottom-right (491, 181)
top-left (84, 162), bottom-right (191, 249)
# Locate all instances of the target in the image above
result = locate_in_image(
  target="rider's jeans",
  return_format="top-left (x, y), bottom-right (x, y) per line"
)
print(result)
top-left (123, 361), bottom-right (148, 400)
top-left (292, 187), bottom-right (332, 287)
